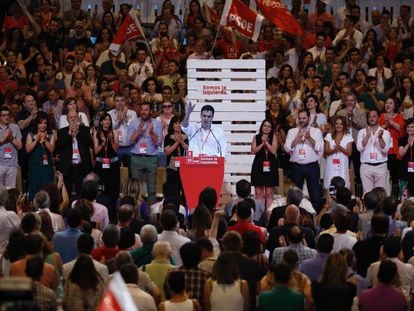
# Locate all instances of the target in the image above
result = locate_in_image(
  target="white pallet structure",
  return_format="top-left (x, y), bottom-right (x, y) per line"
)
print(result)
top-left (187, 59), bottom-right (266, 199)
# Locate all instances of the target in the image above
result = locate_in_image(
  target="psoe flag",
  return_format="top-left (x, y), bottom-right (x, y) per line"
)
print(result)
top-left (220, 0), bottom-right (264, 42)
top-left (109, 9), bottom-right (144, 56)
top-left (255, 0), bottom-right (303, 37)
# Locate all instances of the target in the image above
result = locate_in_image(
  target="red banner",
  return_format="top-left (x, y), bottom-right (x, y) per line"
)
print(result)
top-left (220, 0), bottom-right (263, 42)
top-left (109, 9), bottom-right (144, 56)
top-left (255, 0), bottom-right (303, 37)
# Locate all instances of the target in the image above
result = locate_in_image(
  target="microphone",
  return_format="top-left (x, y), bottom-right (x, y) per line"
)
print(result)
top-left (209, 129), bottom-right (222, 157)
top-left (188, 128), bottom-right (201, 142)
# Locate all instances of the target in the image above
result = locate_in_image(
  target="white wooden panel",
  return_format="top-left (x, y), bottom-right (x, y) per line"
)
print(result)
top-left (189, 112), bottom-right (265, 122)
top-left (187, 59), bottom-right (265, 198)
top-left (188, 80), bottom-right (266, 90)
top-left (186, 71), bottom-right (266, 79)
top-left (183, 103), bottom-right (266, 112)
top-left (187, 59), bottom-right (265, 69)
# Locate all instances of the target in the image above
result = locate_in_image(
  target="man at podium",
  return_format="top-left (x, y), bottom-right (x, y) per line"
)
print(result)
top-left (182, 103), bottom-right (226, 157)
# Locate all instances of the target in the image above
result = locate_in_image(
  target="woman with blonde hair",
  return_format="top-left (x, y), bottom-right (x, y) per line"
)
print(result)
top-left (312, 253), bottom-right (356, 311)
top-left (121, 178), bottom-right (149, 221)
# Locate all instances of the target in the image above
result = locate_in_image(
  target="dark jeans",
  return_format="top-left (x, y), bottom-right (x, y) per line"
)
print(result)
top-left (290, 162), bottom-right (320, 211)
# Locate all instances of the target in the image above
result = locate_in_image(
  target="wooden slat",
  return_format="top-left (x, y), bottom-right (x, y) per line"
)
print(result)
top-left (189, 112), bottom-right (265, 122)
top-left (188, 80), bottom-right (266, 89)
top-left (183, 103), bottom-right (266, 112)
top-left (187, 59), bottom-right (265, 69)
top-left (186, 70), bottom-right (266, 79)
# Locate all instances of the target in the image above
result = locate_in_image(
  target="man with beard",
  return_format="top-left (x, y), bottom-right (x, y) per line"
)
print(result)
top-left (284, 109), bottom-right (324, 211)
top-left (357, 110), bottom-right (392, 195)
top-left (128, 102), bottom-right (162, 205)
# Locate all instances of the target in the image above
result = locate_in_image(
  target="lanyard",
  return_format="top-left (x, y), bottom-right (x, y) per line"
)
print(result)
top-left (200, 129), bottom-right (211, 152)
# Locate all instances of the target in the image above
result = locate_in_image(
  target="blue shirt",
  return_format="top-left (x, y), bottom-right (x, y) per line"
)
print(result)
top-left (299, 252), bottom-right (329, 282)
top-left (52, 228), bottom-right (82, 264)
top-left (127, 118), bottom-right (162, 156)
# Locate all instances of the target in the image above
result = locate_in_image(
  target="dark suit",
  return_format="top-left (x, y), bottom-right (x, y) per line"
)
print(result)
top-left (55, 125), bottom-right (92, 195)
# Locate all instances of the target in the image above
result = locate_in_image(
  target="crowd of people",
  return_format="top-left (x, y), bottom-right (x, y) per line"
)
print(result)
top-left (0, 0), bottom-right (414, 310)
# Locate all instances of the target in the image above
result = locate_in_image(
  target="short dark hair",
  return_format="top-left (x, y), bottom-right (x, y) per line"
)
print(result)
top-left (102, 224), bottom-right (121, 247)
top-left (236, 200), bottom-right (252, 219)
top-left (336, 187), bottom-right (352, 209)
top-left (21, 213), bottom-right (38, 233)
top-left (25, 256), bottom-right (44, 280)
top-left (81, 180), bottom-right (99, 201)
top-left (167, 270), bottom-right (186, 293)
top-left (200, 105), bottom-right (215, 115)
top-left (383, 236), bottom-right (401, 258)
top-left (317, 234), bottom-right (334, 253)
top-left (24, 234), bottom-right (43, 255)
top-left (118, 227), bottom-right (135, 250)
top-left (236, 179), bottom-right (251, 198)
top-left (160, 210), bottom-right (178, 230)
top-left (330, 177), bottom-right (345, 190)
top-left (371, 213), bottom-right (389, 235)
top-left (364, 191), bottom-right (379, 210)
top-left (287, 225), bottom-right (303, 244)
top-left (383, 197), bottom-right (398, 217)
top-left (77, 233), bottom-right (94, 254)
top-left (196, 238), bottom-right (213, 252)
top-left (120, 263), bottom-right (139, 284)
top-left (333, 208), bottom-right (351, 232)
top-left (273, 263), bottom-right (292, 283)
top-left (378, 260), bottom-right (398, 284)
top-left (180, 242), bottom-right (201, 268)
top-left (67, 208), bottom-right (82, 228)
top-left (222, 231), bottom-right (242, 252)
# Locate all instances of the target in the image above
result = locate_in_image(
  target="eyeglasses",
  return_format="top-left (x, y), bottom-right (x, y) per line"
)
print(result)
top-left (163, 105), bottom-right (172, 108)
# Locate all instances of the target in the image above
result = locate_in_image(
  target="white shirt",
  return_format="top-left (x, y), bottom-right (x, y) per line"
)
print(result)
top-left (37, 208), bottom-right (65, 232)
top-left (108, 109), bottom-right (138, 147)
top-left (307, 46), bottom-right (326, 64)
top-left (331, 232), bottom-right (357, 253)
top-left (182, 124), bottom-right (226, 157)
top-left (284, 126), bottom-right (324, 164)
top-left (157, 230), bottom-right (190, 267)
top-left (366, 257), bottom-right (414, 294)
top-left (332, 28), bottom-right (363, 49)
top-left (127, 61), bottom-right (154, 88)
top-left (356, 127), bottom-right (392, 163)
top-left (0, 206), bottom-right (20, 250)
top-left (59, 112), bottom-right (89, 129)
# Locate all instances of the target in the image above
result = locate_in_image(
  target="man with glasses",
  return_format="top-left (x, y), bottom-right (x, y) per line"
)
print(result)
top-left (108, 93), bottom-right (137, 169)
top-left (0, 106), bottom-right (22, 188)
top-left (128, 48), bottom-right (154, 88)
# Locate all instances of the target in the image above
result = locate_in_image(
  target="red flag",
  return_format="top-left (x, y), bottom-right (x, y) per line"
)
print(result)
top-left (255, 0), bottom-right (303, 37)
top-left (109, 9), bottom-right (144, 56)
top-left (204, 4), bottom-right (220, 25)
top-left (220, 0), bottom-right (264, 42)
top-left (96, 273), bottom-right (137, 311)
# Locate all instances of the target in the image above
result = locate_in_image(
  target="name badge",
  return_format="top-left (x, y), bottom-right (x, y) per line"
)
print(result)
top-left (118, 133), bottom-right (123, 142)
top-left (263, 161), bottom-right (270, 172)
top-left (408, 162), bottom-right (414, 173)
top-left (139, 143), bottom-right (147, 154)
top-left (72, 149), bottom-right (79, 160)
top-left (370, 152), bottom-right (377, 160)
top-left (187, 150), bottom-right (193, 157)
top-left (332, 158), bottom-right (341, 169)
top-left (4, 147), bottom-right (12, 159)
top-left (102, 157), bottom-right (110, 169)
top-left (299, 149), bottom-right (306, 160)
top-left (174, 160), bottom-right (180, 168)
top-left (42, 154), bottom-right (48, 165)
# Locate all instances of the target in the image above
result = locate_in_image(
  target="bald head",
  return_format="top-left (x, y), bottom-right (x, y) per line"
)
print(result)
top-left (285, 204), bottom-right (300, 223)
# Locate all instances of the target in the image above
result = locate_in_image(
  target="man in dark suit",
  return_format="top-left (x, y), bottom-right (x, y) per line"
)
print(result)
top-left (55, 110), bottom-right (92, 195)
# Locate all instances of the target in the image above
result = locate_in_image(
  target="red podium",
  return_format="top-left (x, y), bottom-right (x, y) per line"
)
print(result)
top-left (177, 156), bottom-right (225, 210)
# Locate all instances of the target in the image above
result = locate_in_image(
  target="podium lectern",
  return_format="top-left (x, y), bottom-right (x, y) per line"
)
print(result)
top-left (177, 156), bottom-right (225, 210)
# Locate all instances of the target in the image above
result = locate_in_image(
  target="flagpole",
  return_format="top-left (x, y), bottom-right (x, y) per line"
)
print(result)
top-left (209, 24), bottom-right (221, 55)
